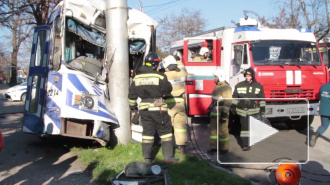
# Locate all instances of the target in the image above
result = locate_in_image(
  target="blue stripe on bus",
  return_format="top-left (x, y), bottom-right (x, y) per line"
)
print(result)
top-left (68, 74), bottom-right (89, 92)
top-left (45, 97), bottom-right (62, 130)
top-left (99, 102), bottom-right (106, 110)
top-left (187, 75), bottom-right (214, 80)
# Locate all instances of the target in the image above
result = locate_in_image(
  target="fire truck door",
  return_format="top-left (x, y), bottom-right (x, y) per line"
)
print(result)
top-left (230, 44), bottom-right (248, 88)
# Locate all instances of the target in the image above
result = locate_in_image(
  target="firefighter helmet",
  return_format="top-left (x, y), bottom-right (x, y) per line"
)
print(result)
top-left (213, 69), bottom-right (226, 82)
top-left (145, 52), bottom-right (162, 69)
top-left (243, 68), bottom-right (255, 77)
top-left (163, 55), bottom-right (177, 69)
top-left (199, 47), bottom-right (209, 56)
top-left (275, 163), bottom-right (301, 185)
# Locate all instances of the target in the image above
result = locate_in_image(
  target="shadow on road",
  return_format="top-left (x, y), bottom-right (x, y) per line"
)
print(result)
top-left (0, 113), bottom-right (102, 184)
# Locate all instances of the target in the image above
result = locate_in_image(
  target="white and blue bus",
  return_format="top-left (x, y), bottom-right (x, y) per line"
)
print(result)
top-left (23, 0), bottom-right (158, 145)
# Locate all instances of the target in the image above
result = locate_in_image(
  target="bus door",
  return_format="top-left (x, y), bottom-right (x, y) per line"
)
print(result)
top-left (229, 43), bottom-right (250, 88)
top-left (23, 26), bottom-right (50, 133)
top-left (183, 38), bottom-right (221, 116)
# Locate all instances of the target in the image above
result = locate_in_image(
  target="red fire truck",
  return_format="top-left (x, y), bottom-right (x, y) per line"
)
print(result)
top-left (170, 17), bottom-right (329, 129)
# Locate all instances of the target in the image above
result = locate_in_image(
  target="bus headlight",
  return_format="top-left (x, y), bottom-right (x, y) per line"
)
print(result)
top-left (73, 92), bottom-right (98, 111)
top-left (82, 96), bottom-right (94, 109)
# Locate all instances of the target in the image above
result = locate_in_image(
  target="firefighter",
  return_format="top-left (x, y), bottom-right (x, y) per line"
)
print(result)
top-left (310, 81), bottom-right (330, 147)
top-left (162, 55), bottom-right (188, 154)
top-left (193, 47), bottom-right (211, 62)
top-left (207, 69), bottom-right (232, 155)
top-left (128, 52), bottom-right (179, 164)
top-left (231, 68), bottom-right (266, 151)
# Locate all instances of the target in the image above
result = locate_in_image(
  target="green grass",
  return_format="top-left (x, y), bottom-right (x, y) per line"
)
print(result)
top-left (72, 142), bottom-right (251, 185)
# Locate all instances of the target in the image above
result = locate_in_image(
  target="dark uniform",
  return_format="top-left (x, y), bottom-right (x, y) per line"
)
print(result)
top-left (128, 52), bottom-right (179, 163)
top-left (310, 82), bottom-right (330, 147)
top-left (232, 68), bottom-right (266, 150)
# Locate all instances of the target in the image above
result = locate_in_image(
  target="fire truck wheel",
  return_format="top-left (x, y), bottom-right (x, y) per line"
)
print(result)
top-left (287, 115), bottom-right (314, 130)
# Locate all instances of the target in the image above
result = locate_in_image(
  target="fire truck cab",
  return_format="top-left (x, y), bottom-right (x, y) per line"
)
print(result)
top-left (170, 17), bottom-right (329, 129)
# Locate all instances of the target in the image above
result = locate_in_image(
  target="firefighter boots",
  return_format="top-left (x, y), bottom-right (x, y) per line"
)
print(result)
top-left (242, 146), bottom-right (250, 151)
top-left (177, 145), bottom-right (186, 154)
top-left (164, 156), bottom-right (180, 163)
top-left (145, 158), bottom-right (153, 165)
top-left (310, 133), bottom-right (320, 147)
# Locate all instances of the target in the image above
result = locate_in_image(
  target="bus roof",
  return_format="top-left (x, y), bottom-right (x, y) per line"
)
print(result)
top-left (54, 0), bottom-right (158, 33)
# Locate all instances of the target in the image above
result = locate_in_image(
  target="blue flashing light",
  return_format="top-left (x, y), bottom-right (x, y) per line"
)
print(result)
top-left (296, 28), bottom-right (312, 33)
top-left (234, 26), bottom-right (260, 33)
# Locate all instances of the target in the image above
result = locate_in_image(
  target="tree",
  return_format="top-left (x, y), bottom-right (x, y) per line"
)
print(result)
top-left (157, 8), bottom-right (208, 54)
top-left (0, 0), bottom-right (59, 84)
top-left (242, 0), bottom-right (330, 42)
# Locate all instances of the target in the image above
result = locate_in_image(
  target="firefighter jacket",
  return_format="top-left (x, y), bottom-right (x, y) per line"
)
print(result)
top-left (319, 82), bottom-right (330, 117)
top-left (210, 81), bottom-right (232, 121)
top-left (232, 80), bottom-right (266, 117)
top-left (164, 65), bottom-right (187, 96)
top-left (128, 65), bottom-right (172, 111)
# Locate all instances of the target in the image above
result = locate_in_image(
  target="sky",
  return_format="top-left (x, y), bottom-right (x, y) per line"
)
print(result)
top-left (127, 0), bottom-right (279, 30)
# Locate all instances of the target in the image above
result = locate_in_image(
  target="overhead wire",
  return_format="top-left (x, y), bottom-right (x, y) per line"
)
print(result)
top-left (143, 0), bottom-right (181, 8)
top-left (145, 0), bottom-right (190, 16)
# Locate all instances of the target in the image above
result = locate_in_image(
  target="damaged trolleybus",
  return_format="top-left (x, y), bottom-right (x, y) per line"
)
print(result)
top-left (23, 0), bottom-right (158, 145)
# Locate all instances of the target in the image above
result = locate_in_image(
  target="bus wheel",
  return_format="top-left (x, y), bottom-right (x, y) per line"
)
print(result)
top-left (21, 93), bottom-right (26, 102)
top-left (287, 115), bottom-right (314, 130)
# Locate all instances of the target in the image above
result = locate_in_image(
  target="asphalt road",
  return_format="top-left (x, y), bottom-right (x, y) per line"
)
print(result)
top-left (187, 115), bottom-right (330, 184)
top-left (0, 84), bottom-right (101, 185)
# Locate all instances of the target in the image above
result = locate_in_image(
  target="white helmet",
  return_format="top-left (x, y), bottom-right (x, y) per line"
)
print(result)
top-left (163, 55), bottom-right (177, 68)
top-left (199, 47), bottom-right (209, 55)
top-left (213, 69), bottom-right (226, 82)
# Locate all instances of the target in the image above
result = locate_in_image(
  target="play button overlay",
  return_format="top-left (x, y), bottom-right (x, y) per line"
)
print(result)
top-left (217, 97), bottom-right (309, 165)
top-left (249, 116), bottom-right (278, 146)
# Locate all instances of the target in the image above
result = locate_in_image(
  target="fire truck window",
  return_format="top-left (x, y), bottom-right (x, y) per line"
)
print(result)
top-left (188, 39), bottom-right (213, 63)
top-left (252, 41), bottom-right (321, 66)
top-left (243, 45), bottom-right (248, 64)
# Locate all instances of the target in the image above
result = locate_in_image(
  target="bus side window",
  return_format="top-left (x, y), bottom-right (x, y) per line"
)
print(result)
top-left (51, 17), bottom-right (62, 71)
top-left (29, 75), bottom-right (41, 113)
top-left (35, 30), bottom-right (47, 67)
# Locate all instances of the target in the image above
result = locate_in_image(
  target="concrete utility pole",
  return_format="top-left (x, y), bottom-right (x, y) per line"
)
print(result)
top-left (106, 0), bottom-right (131, 145)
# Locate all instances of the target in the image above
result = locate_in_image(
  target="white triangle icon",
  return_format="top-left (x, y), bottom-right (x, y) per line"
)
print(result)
top-left (249, 116), bottom-right (278, 146)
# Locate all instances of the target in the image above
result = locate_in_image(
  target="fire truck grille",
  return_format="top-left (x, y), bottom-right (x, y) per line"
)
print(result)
top-left (270, 89), bottom-right (314, 99)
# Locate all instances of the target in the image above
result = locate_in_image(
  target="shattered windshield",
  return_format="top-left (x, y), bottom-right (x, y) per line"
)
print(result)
top-left (130, 40), bottom-right (146, 54)
top-left (251, 40), bottom-right (321, 66)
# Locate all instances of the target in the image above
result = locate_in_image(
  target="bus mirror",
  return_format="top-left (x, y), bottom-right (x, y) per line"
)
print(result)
top-left (234, 45), bottom-right (243, 66)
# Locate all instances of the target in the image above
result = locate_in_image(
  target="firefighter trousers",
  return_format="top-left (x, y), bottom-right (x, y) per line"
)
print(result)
top-left (239, 114), bottom-right (261, 147)
top-left (210, 116), bottom-right (229, 151)
top-left (140, 109), bottom-right (174, 159)
top-left (168, 101), bottom-right (187, 146)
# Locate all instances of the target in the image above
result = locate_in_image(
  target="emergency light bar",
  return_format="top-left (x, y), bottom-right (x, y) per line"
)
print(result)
top-left (239, 16), bottom-right (259, 27)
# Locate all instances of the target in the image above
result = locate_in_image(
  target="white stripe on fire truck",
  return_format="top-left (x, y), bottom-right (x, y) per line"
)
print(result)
top-left (189, 94), bottom-right (212, 98)
top-left (295, 70), bottom-right (302, 85)
top-left (286, 70), bottom-right (293, 85)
